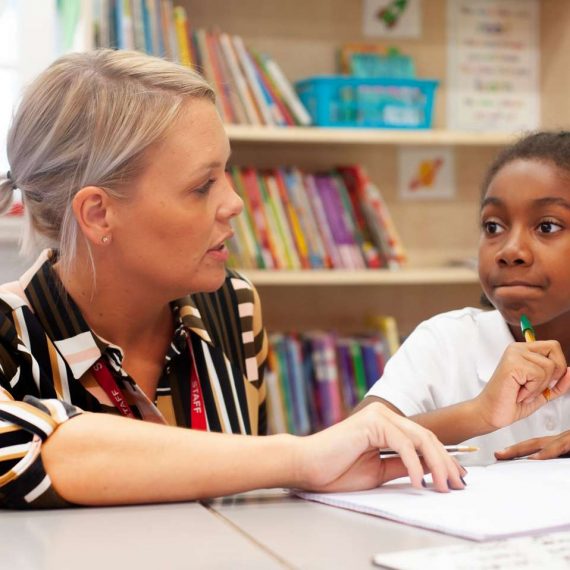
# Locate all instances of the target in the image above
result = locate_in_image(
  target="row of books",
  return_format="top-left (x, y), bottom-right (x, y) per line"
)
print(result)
top-left (91, 1), bottom-right (311, 126)
top-left (265, 317), bottom-right (400, 435)
top-left (228, 165), bottom-right (407, 270)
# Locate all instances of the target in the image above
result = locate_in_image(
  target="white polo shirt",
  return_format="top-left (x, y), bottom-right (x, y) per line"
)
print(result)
top-left (367, 307), bottom-right (570, 464)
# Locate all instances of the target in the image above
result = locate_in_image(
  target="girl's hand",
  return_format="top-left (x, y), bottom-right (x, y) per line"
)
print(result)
top-left (294, 402), bottom-right (466, 494)
top-left (495, 431), bottom-right (570, 460)
top-left (476, 341), bottom-right (570, 430)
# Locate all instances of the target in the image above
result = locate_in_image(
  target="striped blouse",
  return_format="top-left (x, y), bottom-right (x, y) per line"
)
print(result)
top-left (0, 250), bottom-right (267, 509)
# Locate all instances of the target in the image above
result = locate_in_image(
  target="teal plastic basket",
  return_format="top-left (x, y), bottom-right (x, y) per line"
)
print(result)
top-left (295, 75), bottom-right (439, 129)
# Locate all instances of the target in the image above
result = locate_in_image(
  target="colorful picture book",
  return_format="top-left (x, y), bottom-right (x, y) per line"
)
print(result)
top-left (91, 0), bottom-right (311, 126)
top-left (227, 165), bottom-right (407, 270)
top-left (265, 326), bottom-right (399, 435)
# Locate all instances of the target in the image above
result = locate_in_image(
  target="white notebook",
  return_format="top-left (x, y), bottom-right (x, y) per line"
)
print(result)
top-left (372, 530), bottom-right (570, 569)
top-left (298, 459), bottom-right (570, 541)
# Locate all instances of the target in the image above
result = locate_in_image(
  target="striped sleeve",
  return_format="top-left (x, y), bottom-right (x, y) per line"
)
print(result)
top-left (0, 386), bottom-right (83, 509)
top-left (245, 279), bottom-right (268, 435)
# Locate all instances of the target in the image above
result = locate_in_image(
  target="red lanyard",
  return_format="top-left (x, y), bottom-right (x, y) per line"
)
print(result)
top-left (91, 359), bottom-right (136, 419)
top-left (188, 337), bottom-right (207, 430)
top-left (90, 337), bottom-right (207, 430)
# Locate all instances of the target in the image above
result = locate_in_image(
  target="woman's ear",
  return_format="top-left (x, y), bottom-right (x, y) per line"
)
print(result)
top-left (72, 186), bottom-right (113, 246)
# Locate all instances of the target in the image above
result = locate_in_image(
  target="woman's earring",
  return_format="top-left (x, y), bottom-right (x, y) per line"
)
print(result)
top-left (101, 235), bottom-right (111, 245)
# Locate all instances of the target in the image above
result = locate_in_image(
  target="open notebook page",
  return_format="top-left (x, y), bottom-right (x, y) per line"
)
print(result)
top-left (298, 459), bottom-right (570, 541)
top-left (372, 530), bottom-right (570, 569)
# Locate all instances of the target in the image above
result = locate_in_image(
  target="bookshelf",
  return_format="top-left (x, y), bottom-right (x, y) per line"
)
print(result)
top-left (183, 0), bottom-right (570, 337)
top-left (225, 126), bottom-right (517, 147)
top-left (3, 0), bottom-right (570, 339)
top-left (242, 267), bottom-right (478, 286)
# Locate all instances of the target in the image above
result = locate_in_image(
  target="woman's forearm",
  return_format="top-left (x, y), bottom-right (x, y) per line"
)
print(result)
top-left (42, 413), bottom-right (299, 506)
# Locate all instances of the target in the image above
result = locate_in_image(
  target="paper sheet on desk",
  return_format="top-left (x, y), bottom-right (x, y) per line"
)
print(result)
top-left (372, 530), bottom-right (570, 570)
top-left (298, 459), bottom-right (570, 541)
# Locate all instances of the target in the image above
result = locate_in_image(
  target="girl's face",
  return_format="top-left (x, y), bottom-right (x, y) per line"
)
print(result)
top-left (109, 99), bottom-right (243, 299)
top-left (478, 158), bottom-right (570, 329)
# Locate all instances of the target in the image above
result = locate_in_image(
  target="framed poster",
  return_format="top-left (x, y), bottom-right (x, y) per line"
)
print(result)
top-left (363, 0), bottom-right (422, 39)
top-left (398, 147), bottom-right (455, 201)
top-left (447, 0), bottom-right (539, 131)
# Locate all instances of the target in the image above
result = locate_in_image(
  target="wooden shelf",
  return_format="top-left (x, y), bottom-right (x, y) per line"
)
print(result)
top-left (225, 125), bottom-right (517, 146)
top-left (239, 267), bottom-right (479, 286)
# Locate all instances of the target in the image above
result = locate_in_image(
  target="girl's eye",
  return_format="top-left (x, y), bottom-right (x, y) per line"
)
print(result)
top-left (194, 179), bottom-right (215, 195)
top-left (482, 221), bottom-right (504, 235)
top-left (538, 220), bottom-right (563, 234)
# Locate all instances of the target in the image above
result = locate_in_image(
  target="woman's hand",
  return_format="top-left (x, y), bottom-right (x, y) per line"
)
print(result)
top-left (495, 431), bottom-right (570, 460)
top-left (475, 341), bottom-right (570, 430)
top-left (294, 402), bottom-right (466, 494)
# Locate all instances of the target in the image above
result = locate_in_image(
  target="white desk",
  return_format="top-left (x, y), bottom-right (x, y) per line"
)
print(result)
top-left (1, 490), bottom-right (470, 570)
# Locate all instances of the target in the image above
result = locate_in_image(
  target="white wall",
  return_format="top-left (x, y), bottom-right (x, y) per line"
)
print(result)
top-left (0, 0), bottom-right (57, 282)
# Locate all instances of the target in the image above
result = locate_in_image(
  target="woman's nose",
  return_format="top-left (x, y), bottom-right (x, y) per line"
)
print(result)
top-left (219, 177), bottom-right (244, 219)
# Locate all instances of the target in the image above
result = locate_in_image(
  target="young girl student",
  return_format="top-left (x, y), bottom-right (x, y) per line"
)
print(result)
top-left (0, 49), bottom-right (464, 509)
top-left (363, 131), bottom-right (570, 463)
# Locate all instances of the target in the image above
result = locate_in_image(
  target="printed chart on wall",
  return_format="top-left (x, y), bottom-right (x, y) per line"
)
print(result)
top-left (398, 146), bottom-right (455, 201)
top-left (447, 0), bottom-right (539, 131)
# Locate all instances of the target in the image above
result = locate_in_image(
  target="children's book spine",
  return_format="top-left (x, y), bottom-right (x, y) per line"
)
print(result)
top-left (249, 52), bottom-right (288, 126)
top-left (275, 169), bottom-right (310, 268)
top-left (265, 172), bottom-right (301, 269)
top-left (242, 168), bottom-right (277, 269)
top-left (130, 0), bottom-right (146, 51)
top-left (265, 342), bottom-right (288, 434)
top-left (330, 173), bottom-right (367, 269)
top-left (286, 168), bottom-right (328, 268)
top-left (314, 174), bottom-right (354, 268)
top-left (173, 6), bottom-right (192, 67)
top-left (272, 335), bottom-right (295, 434)
top-left (370, 315), bottom-right (400, 357)
top-left (141, 0), bottom-right (154, 53)
top-left (304, 174), bottom-right (342, 268)
top-left (348, 339), bottom-right (367, 402)
top-left (336, 340), bottom-right (358, 412)
top-left (362, 180), bottom-right (407, 268)
top-left (253, 52), bottom-right (296, 126)
top-left (287, 337), bottom-right (311, 435)
top-left (219, 33), bottom-right (261, 125)
top-left (320, 334), bottom-right (343, 427)
top-left (213, 32), bottom-right (247, 124)
top-left (361, 339), bottom-right (381, 390)
top-left (158, 0), bottom-right (173, 60)
top-left (256, 172), bottom-right (287, 268)
top-left (232, 35), bottom-right (274, 125)
top-left (205, 31), bottom-right (234, 123)
top-left (230, 168), bottom-right (265, 268)
top-left (263, 56), bottom-right (312, 126)
top-left (337, 166), bottom-right (383, 269)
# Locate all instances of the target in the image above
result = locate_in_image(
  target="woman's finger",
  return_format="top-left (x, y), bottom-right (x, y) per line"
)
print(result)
top-left (383, 414), bottom-right (464, 492)
top-left (375, 419), bottom-right (425, 490)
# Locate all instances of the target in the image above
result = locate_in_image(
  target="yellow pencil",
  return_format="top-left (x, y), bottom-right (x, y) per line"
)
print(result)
top-left (378, 445), bottom-right (479, 458)
top-left (520, 314), bottom-right (551, 401)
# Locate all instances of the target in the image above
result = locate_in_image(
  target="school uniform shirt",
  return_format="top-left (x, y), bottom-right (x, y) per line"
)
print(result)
top-left (367, 307), bottom-right (570, 464)
top-left (0, 250), bottom-right (267, 509)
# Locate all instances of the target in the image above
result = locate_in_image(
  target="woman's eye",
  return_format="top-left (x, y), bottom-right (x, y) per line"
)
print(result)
top-left (195, 179), bottom-right (215, 195)
top-left (538, 220), bottom-right (562, 234)
top-left (483, 221), bottom-right (503, 235)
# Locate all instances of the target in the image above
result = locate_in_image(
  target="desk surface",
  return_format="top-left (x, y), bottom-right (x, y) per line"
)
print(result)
top-left (1, 489), bottom-right (469, 570)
